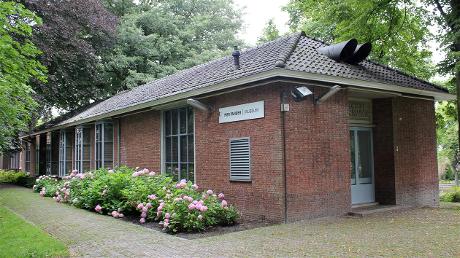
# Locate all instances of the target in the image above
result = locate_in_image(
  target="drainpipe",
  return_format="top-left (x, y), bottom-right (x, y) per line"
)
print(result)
top-left (280, 90), bottom-right (289, 223)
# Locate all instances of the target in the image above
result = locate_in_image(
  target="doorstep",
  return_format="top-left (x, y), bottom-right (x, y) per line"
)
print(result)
top-left (348, 203), bottom-right (403, 217)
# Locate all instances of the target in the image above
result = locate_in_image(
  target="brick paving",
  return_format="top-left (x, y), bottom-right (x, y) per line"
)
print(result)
top-left (2, 185), bottom-right (460, 257)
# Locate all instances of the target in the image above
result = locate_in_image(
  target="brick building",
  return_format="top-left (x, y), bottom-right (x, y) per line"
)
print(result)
top-left (5, 33), bottom-right (454, 222)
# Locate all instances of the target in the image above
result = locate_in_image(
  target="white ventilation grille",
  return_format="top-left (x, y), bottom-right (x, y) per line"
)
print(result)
top-left (230, 137), bottom-right (251, 181)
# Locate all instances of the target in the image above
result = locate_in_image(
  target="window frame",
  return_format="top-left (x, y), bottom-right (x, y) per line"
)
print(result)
top-left (162, 107), bottom-right (195, 182)
top-left (25, 142), bottom-right (31, 172)
top-left (59, 130), bottom-right (73, 177)
top-left (75, 126), bottom-right (91, 173)
top-left (95, 121), bottom-right (114, 170)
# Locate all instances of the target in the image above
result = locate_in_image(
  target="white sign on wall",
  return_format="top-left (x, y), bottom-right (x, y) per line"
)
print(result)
top-left (219, 101), bottom-right (265, 123)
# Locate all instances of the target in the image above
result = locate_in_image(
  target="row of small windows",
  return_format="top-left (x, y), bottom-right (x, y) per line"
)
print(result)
top-left (22, 107), bottom-right (251, 182)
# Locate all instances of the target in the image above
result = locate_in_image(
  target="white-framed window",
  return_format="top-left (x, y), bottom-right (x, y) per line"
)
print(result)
top-left (9, 152), bottom-right (20, 170)
top-left (163, 107), bottom-right (194, 181)
top-left (25, 143), bottom-right (31, 172)
top-left (95, 122), bottom-right (114, 169)
top-left (229, 137), bottom-right (251, 181)
top-left (45, 133), bottom-right (52, 175)
top-left (75, 126), bottom-right (91, 173)
top-left (59, 130), bottom-right (73, 177)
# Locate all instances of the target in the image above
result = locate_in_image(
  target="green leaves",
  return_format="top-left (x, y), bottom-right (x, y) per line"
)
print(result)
top-left (0, 2), bottom-right (46, 151)
top-left (285, 0), bottom-right (435, 80)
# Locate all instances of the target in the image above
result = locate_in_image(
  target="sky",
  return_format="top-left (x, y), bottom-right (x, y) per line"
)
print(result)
top-left (233, 0), bottom-right (290, 46)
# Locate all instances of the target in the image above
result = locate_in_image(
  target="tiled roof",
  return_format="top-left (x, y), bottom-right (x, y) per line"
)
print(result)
top-left (57, 32), bottom-right (448, 127)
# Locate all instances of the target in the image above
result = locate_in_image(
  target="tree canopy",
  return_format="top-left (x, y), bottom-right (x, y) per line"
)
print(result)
top-left (22, 0), bottom-right (118, 111)
top-left (284, 0), bottom-right (435, 80)
top-left (0, 1), bottom-right (46, 151)
top-left (103, 0), bottom-right (243, 90)
top-left (257, 19), bottom-right (281, 45)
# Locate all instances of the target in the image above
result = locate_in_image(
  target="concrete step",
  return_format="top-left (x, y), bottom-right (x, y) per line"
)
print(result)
top-left (348, 205), bottom-right (403, 217)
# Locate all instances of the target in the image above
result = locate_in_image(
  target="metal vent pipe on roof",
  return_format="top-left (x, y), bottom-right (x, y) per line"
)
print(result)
top-left (346, 42), bottom-right (372, 64)
top-left (317, 39), bottom-right (358, 62)
top-left (316, 85), bottom-right (341, 104)
top-left (232, 46), bottom-right (240, 69)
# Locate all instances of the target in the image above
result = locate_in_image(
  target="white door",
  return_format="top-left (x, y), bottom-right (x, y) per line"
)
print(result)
top-left (350, 127), bottom-right (375, 204)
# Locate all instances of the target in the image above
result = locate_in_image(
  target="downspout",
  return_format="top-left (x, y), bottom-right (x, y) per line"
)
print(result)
top-left (117, 119), bottom-right (121, 167)
top-left (280, 89), bottom-right (288, 223)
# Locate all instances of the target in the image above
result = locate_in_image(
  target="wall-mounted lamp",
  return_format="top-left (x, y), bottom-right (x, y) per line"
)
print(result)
top-left (291, 86), bottom-right (313, 102)
top-left (316, 85), bottom-right (341, 104)
top-left (186, 99), bottom-right (210, 112)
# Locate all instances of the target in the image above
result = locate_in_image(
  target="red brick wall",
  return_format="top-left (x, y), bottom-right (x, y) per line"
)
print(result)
top-left (284, 86), bottom-right (351, 221)
top-left (393, 98), bottom-right (439, 207)
top-left (373, 98), bottom-right (396, 205)
top-left (195, 84), bottom-right (285, 223)
top-left (119, 110), bottom-right (161, 171)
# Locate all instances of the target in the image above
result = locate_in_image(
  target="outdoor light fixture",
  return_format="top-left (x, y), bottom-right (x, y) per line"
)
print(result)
top-left (186, 98), bottom-right (209, 112)
top-left (291, 86), bottom-right (313, 102)
top-left (315, 85), bottom-right (341, 104)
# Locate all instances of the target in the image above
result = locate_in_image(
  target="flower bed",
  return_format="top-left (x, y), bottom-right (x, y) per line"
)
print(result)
top-left (33, 167), bottom-right (238, 233)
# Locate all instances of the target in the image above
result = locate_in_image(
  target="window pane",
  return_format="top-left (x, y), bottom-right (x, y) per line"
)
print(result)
top-left (165, 111), bottom-right (171, 136)
top-left (83, 161), bottom-right (90, 172)
top-left (165, 136), bottom-right (172, 162)
top-left (357, 130), bottom-right (372, 184)
top-left (350, 131), bottom-right (356, 185)
top-left (171, 136), bottom-right (178, 163)
top-left (187, 108), bottom-right (194, 134)
top-left (188, 135), bottom-right (194, 162)
top-left (104, 123), bottom-right (113, 142)
top-left (104, 142), bottom-right (113, 166)
top-left (187, 164), bottom-right (194, 182)
top-left (180, 135), bottom-right (187, 162)
top-left (171, 163), bottom-right (178, 181)
top-left (179, 163), bottom-right (187, 180)
top-left (180, 108), bottom-right (187, 134)
top-left (172, 110), bottom-right (178, 135)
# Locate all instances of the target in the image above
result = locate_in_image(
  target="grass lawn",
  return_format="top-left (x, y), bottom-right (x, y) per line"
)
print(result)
top-left (0, 206), bottom-right (68, 258)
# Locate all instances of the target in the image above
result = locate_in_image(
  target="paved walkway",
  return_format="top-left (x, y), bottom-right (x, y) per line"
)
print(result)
top-left (2, 185), bottom-right (460, 257)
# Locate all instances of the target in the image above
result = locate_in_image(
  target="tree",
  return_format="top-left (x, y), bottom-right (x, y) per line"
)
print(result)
top-left (426, 0), bottom-right (460, 185)
top-left (103, 0), bottom-right (243, 90)
top-left (284, 0), bottom-right (435, 80)
top-left (257, 19), bottom-right (281, 45)
top-left (0, 2), bottom-right (46, 151)
top-left (22, 0), bottom-right (118, 111)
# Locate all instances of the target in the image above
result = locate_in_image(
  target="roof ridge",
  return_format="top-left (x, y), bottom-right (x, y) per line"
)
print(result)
top-left (275, 31), bottom-right (305, 68)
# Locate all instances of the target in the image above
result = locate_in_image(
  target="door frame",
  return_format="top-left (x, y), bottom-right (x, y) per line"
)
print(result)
top-left (350, 126), bottom-right (375, 205)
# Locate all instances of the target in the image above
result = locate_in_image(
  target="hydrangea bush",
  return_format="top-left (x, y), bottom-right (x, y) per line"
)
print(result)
top-left (33, 166), bottom-right (239, 233)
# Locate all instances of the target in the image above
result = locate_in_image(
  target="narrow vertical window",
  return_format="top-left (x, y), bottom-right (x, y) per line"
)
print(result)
top-left (75, 127), bottom-right (91, 173)
top-left (59, 130), bottom-right (72, 177)
top-left (46, 133), bottom-right (52, 175)
top-left (25, 143), bottom-right (31, 172)
top-left (164, 107), bottom-right (194, 181)
top-left (95, 122), bottom-right (114, 169)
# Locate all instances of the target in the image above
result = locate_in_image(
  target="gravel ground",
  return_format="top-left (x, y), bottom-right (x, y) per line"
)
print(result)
top-left (1, 184), bottom-right (460, 257)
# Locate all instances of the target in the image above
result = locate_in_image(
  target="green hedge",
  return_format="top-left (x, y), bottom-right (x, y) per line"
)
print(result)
top-left (33, 167), bottom-right (238, 233)
top-left (0, 170), bottom-right (28, 184)
top-left (440, 186), bottom-right (460, 202)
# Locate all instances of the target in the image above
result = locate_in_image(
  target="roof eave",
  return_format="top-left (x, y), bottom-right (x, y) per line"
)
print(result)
top-left (29, 69), bottom-right (455, 135)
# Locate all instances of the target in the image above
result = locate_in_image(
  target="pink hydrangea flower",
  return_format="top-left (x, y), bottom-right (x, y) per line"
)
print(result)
top-left (146, 203), bottom-right (152, 209)
top-left (111, 211), bottom-right (119, 218)
top-left (218, 193), bottom-right (225, 200)
top-left (139, 218), bottom-right (145, 224)
top-left (141, 212), bottom-right (147, 218)
top-left (163, 222), bottom-right (169, 228)
top-left (192, 184), bottom-right (198, 190)
top-left (165, 213), bottom-right (170, 219)
top-left (188, 203), bottom-right (196, 210)
top-left (148, 194), bottom-right (157, 200)
top-left (221, 200), bottom-right (228, 208)
top-left (148, 172), bottom-right (156, 176)
top-left (95, 205), bottom-right (102, 213)
top-left (206, 189), bottom-right (213, 195)
top-left (200, 205), bottom-right (208, 212)
top-left (118, 213), bottom-right (124, 218)
top-left (137, 203), bottom-right (144, 210)
top-left (142, 206), bottom-right (148, 213)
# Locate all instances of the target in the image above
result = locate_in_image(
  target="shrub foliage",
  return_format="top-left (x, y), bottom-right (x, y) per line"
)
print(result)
top-left (33, 166), bottom-right (238, 233)
top-left (0, 170), bottom-right (28, 184)
top-left (440, 186), bottom-right (460, 203)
